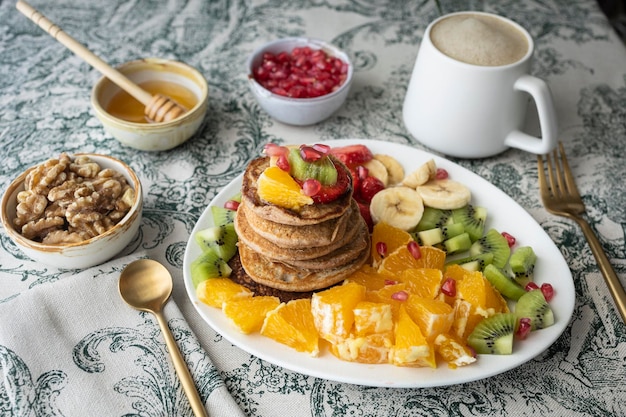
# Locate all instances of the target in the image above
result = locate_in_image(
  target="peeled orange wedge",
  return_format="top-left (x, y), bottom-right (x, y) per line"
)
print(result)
top-left (257, 166), bottom-right (313, 210)
top-left (261, 299), bottom-right (319, 356)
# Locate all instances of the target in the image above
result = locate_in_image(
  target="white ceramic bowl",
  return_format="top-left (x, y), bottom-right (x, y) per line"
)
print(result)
top-left (1, 154), bottom-right (143, 269)
top-left (246, 37), bottom-right (353, 126)
top-left (91, 58), bottom-right (208, 151)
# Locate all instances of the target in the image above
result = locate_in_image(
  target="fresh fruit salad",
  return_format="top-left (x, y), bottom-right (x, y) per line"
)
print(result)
top-left (190, 142), bottom-right (556, 369)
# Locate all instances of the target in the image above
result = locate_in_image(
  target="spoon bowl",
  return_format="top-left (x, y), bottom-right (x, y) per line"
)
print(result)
top-left (119, 259), bottom-right (209, 417)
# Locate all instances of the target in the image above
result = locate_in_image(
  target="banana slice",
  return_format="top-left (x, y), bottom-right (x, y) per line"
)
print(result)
top-left (416, 179), bottom-right (471, 210)
top-left (369, 186), bottom-right (424, 231)
top-left (373, 154), bottom-right (405, 185)
top-left (402, 159), bottom-right (436, 188)
top-left (363, 158), bottom-right (389, 186)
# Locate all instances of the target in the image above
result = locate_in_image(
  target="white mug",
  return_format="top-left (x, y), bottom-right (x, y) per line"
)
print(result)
top-left (403, 11), bottom-right (558, 158)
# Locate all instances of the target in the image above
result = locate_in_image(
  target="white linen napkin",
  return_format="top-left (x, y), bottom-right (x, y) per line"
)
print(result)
top-left (0, 255), bottom-right (245, 417)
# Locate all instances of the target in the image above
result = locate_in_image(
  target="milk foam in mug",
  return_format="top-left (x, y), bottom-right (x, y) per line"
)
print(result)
top-left (403, 12), bottom-right (558, 158)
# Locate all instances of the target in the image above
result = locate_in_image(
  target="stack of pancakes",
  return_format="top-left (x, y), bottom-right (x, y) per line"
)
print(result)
top-left (232, 156), bottom-right (370, 298)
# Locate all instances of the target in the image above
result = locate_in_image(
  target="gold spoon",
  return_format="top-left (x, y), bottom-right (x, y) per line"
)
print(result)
top-left (16, 0), bottom-right (186, 123)
top-left (119, 259), bottom-right (209, 417)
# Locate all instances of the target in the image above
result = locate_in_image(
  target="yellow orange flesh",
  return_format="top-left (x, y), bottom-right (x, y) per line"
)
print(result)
top-left (257, 166), bottom-right (313, 211)
top-left (223, 296), bottom-right (281, 334)
top-left (261, 299), bottom-right (319, 356)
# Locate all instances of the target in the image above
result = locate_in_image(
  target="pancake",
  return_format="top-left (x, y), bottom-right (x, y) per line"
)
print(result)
top-left (237, 229), bottom-right (370, 292)
top-left (235, 199), bottom-right (361, 261)
top-left (241, 156), bottom-right (353, 226)
top-left (239, 200), bottom-right (350, 249)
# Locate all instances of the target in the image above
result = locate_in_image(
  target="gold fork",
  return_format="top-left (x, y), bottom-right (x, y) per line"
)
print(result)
top-left (538, 142), bottom-right (626, 323)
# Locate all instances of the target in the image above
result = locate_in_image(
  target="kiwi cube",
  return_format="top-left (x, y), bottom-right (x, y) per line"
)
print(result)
top-left (190, 249), bottom-right (232, 288)
top-left (443, 232), bottom-right (472, 254)
top-left (483, 264), bottom-right (526, 301)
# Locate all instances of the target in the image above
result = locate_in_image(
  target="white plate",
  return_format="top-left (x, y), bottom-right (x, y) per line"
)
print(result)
top-left (183, 139), bottom-right (575, 388)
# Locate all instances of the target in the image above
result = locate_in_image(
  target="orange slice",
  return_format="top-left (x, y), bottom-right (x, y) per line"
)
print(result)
top-left (344, 264), bottom-right (388, 291)
top-left (353, 301), bottom-right (394, 336)
top-left (223, 296), bottom-right (281, 334)
top-left (456, 269), bottom-right (509, 317)
top-left (434, 332), bottom-right (476, 369)
top-left (365, 282), bottom-right (408, 320)
top-left (398, 268), bottom-right (443, 299)
top-left (371, 222), bottom-right (413, 267)
top-left (196, 278), bottom-right (252, 308)
top-left (330, 332), bottom-right (393, 364)
top-left (261, 298), bottom-right (319, 356)
top-left (378, 244), bottom-right (446, 276)
top-left (311, 282), bottom-right (366, 343)
top-left (390, 305), bottom-right (436, 368)
top-left (404, 296), bottom-right (454, 341)
top-left (257, 166), bottom-right (313, 211)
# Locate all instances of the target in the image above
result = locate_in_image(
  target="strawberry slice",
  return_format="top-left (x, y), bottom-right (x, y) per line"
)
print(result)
top-left (310, 161), bottom-right (352, 204)
top-left (329, 144), bottom-right (373, 167)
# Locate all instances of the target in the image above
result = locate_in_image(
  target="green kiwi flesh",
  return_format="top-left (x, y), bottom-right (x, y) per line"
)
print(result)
top-left (443, 232), bottom-right (472, 254)
top-left (469, 229), bottom-right (511, 269)
top-left (483, 264), bottom-right (526, 301)
top-left (451, 205), bottom-right (487, 241)
top-left (190, 249), bottom-right (232, 288)
top-left (510, 246), bottom-right (537, 286)
top-left (445, 253), bottom-right (495, 272)
top-left (467, 313), bottom-right (516, 354)
top-left (195, 223), bottom-right (238, 261)
top-left (415, 207), bottom-right (453, 231)
top-left (515, 289), bottom-right (554, 330)
top-left (287, 147), bottom-right (338, 185)
top-left (211, 206), bottom-right (237, 226)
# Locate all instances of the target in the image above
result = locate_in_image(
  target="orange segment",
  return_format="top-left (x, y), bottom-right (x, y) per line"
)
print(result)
top-left (344, 264), bottom-right (389, 291)
top-left (196, 278), bottom-right (252, 308)
top-left (390, 305), bottom-right (436, 368)
top-left (451, 298), bottom-right (488, 340)
top-left (378, 245), bottom-right (446, 276)
top-left (456, 269), bottom-right (509, 316)
top-left (311, 282), bottom-right (366, 343)
top-left (257, 166), bottom-right (313, 210)
top-left (353, 301), bottom-right (394, 336)
top-left (365, 282), bottom-right (408, 320)
top-left (330, 333), bottom-right (393, 364)
top-left (223, 296), bottom-right (281, 334)
top-left (434, 333), bottom-right (476, 369)
top-left (371, 222), bottom-right (413, 267)
top-left (261, 299), bottom-right (319, 356)
top-left (405, 296), bottom-right (454, 341)
top-left (398, 268), bottom-right (443, 299)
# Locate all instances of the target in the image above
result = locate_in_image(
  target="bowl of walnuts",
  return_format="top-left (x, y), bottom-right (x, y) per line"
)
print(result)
top-left (1, 153), bottom-right (142, 269)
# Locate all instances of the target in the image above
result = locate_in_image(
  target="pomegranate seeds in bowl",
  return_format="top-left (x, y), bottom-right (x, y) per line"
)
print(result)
top-left (246, 37), bottom-right (354, 126)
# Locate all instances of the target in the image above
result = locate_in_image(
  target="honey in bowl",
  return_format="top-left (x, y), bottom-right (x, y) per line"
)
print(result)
top-left (105, 80), bottom-right (198, 123)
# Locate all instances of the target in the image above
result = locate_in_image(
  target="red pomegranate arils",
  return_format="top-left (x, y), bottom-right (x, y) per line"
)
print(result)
top-left (312, 143), bottom-right (331, 154)
top-left (384, 279), bottom-right (398, 285)
top-left (525, 282), bottom-right (539, 291)
top-left (302, 179), bottom-right (322, 196)
top-left (264, 143), bottom-right (288, 157)
top-left (501, 231), bottom-right (516, 247)
top-left (516, 317), bottom-right (532, 340)
top-left (435, 168), bottom-right (449, 180)
top-left (276, 154), bottom-right (290, 171)
top-left (391, 291), bottom-right (409, 301)
top-left (376, 241), bottom-right (388, 258)
top-left (299, 145), bottom-right (323, 162)
top-left (407, 241), bottom-right (421, 260)
top-left (541, 283), bottom-right (555, 301)
top-left (440, 277), bottom-right (456, 297)
top-left (224, 200), bottom-right (240, 211)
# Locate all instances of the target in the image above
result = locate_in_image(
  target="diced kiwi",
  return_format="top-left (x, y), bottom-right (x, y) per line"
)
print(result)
top-left (415, 223), bottom-right (465, 246)
top-left (190, 249), bottom-right (233, 288)
top-left (483, 264), bottom-right (526, 301)
top-left (287, 147), bottom-right (338, 185)
top-left (451, 205), bottom-right (487, 242)
top-left (443, 232), bottom-right (472, 254)
top-left (445, 253), bottom-right (495, 271)
top-left (515, 289), bottom-right (554, 330)
top-left (195, 223), bottom-right (238, 261)
top-left (467, 313), bottom-right (516, 354)
top-left (415, 207), bottom-right (453, 231)
top-left (510, 246), bottom-right (537, 286)
top-left (469, 229), bottom-right (511, 269)
top-left (211, 206), bottom-right (236, 226)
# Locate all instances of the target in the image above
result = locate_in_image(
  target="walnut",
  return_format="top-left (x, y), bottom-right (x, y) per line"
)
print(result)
top-left (12, 154), bottom-right (136, 244)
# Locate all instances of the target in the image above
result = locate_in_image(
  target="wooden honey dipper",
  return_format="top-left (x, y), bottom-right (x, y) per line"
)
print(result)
top-left (16, 0), bottom-right (186, 123)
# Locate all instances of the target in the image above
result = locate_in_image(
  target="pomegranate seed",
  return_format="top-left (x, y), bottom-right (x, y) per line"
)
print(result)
top-left (276, 154), bottom-right (290, 171)
top-left (435, 168), bottom-right (449, 179)
top-left (407, 241), bottom-right (421, 260)
top-left (440, 277), bottom-right (456, 297)
top-left (541, 283), bottom-right (555, 301)
top-left (376, 241), bottom-right (388, 258)
top-left (224, 200), bottom-right (240, 211)
top-left (302, 179), bottom-right (322, 196)
top-left (384, 279), bottom-right (398, 285)
top-left (312, 143), bottom-right (330, 154)
top-left (516, 317), bottom-right (532, 340)
top-left (357, 165), bottom-right (369, 180)
top-left (501, 232), bottom-right (516, 247)
top-left (525, 282), bottom-right (539, 291)
top-left (264, 143), bottom-right (288, 157)
top-left (299, 145), bottom-right (323, 162)
top-left (391, 291), bottom-right (409, 301)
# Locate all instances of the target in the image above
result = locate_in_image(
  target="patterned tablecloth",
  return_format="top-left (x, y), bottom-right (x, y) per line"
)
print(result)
top-left (1, 0), bottom-right (625, 416)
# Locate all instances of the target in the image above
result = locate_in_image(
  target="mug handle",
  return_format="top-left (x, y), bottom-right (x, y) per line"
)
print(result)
top-left (504, 75), bottom-right (558, 154)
